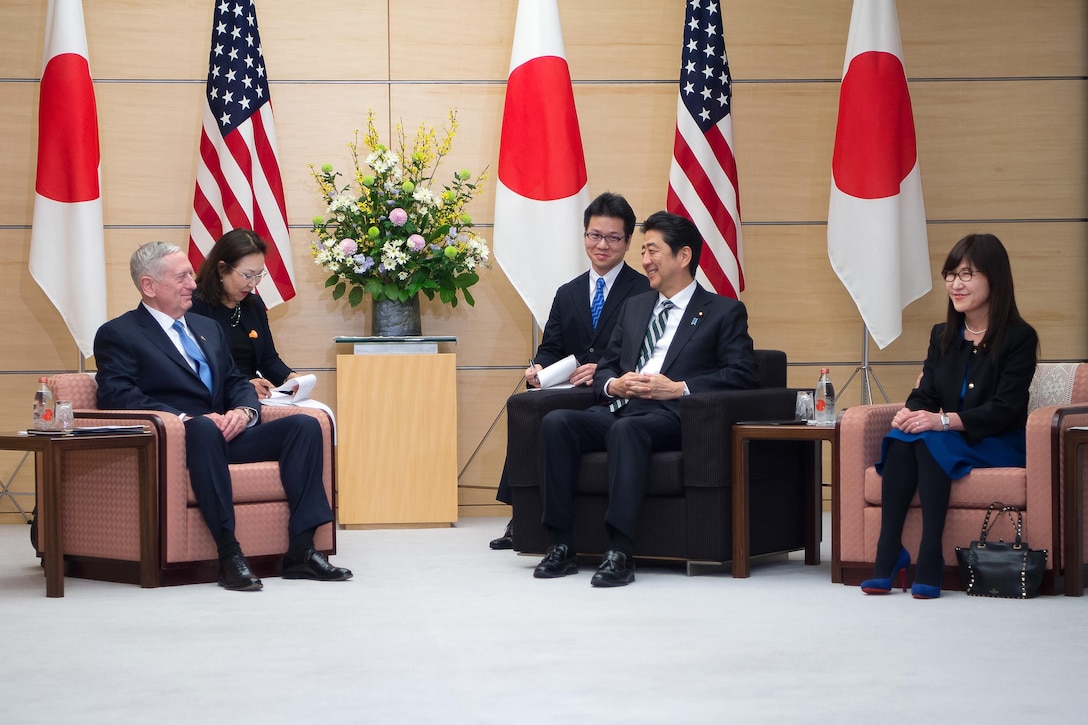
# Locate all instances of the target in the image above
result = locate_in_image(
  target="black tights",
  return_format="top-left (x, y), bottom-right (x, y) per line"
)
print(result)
top-left (874, 439), bottom-right (951, 587)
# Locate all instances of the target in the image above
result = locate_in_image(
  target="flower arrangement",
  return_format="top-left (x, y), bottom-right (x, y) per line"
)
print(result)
top-left (309, 110), bottom-right (489, 308)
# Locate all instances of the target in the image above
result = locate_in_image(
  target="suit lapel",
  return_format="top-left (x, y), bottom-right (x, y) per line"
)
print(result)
top-left (661, 285), bottom-right (711, 373)
top-left (135, 306), bottom-right (210, 392)
top-left (569, 272), bottom-right (594, 337)
top-left (624, 293), bottom-right (658, 370)
top-left (593, 265), bottom-right (630, 342)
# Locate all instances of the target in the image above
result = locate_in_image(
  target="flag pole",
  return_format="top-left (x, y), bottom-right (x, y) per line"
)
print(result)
top-left (837, 323), bottom-right (891, 406)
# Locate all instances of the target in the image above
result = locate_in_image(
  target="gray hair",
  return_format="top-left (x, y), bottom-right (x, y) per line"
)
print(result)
top-left (130, 241), bottom-right (182, 288)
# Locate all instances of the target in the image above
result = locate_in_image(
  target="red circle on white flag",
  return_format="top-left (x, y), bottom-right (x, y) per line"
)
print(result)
top-left (36, 53), bottom-right (100, 203)
top-left (498, 56), bottom-right (587, 201)
top-left (831, 51), bottom-right (917, 200)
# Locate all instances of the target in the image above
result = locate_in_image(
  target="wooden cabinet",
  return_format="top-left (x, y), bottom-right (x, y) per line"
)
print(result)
top-left (335, 352), bottom-right (458, 527)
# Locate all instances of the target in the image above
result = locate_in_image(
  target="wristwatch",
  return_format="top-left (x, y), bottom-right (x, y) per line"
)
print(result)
top-left (940, 413), bottom-right (950, 432)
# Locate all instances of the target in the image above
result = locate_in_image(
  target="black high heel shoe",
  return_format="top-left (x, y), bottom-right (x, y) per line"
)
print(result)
top-left (860, 547), bottom-right (910, 594)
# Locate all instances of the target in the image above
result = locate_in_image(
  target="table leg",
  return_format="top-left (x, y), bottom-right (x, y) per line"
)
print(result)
top-left (803, 440), bottom-right (821, 565)
top-left (731, 437), bottom-right (751, 578)
top-left (831, 429), bottom-right (842, 583)
top-left (137, 442), bottom-right (158, 588)
top-left (1064, 440), bottom-right (1084, 596)
top-left (43, 447), bottom-right (64, 598)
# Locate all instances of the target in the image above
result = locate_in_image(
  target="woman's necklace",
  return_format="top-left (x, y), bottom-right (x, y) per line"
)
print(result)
top-left (964, 321), bottom-right (988, 335)
top-left (229, 303), bottom-right (242, 328)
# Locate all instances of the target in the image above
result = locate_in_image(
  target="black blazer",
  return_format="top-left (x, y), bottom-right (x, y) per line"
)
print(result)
top-left (534, 263), bottom-right (651, 368)
top-left (190, 294), bottom-right (294, 385)
top-left (94, 305), bottom-right (259, 419)
top-left (592, 283), bottom-right (759, 414)
top-left (907, 320), bottom-right (1038, 444)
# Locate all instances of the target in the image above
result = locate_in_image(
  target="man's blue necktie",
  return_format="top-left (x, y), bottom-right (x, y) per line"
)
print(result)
top-left (172, 320), bottom-right (213, 392)
top-left (590, 277), bottom-right (606, 329)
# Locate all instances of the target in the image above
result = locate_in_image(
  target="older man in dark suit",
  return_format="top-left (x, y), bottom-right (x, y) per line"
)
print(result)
top-left (94, 241), bottom-right (350, 591)
top-left (533, 211), bottom-right (759, 586)
top-left (489, 192), bottom-right (651, 549)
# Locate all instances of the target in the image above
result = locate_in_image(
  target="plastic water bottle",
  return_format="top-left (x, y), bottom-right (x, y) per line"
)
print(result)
top-left (815, 368), bottom-right (835, 424)
top-left (33, 377), bottom-right (55, 431)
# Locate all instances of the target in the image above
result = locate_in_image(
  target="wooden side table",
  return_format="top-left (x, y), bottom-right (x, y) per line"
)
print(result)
top-left (730, 422), bottom-right (837, 578)
top-left (0, 430), bottom-right (157, 597)
top-left (1062, 426), bottom-right (1088, 596)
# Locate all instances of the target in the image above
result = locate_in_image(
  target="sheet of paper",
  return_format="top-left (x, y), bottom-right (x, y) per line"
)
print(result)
top-left (262, 373), bottom-right (317, 405)
top-left (536, 355), bottom-right (578, 389)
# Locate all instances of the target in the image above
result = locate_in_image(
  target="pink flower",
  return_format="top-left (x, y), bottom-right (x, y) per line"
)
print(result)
top-left (407, 234), bottom-right (426, 252)
top-left (339, 238), bottom-right (358, 255)
top-left (389, 207), bottom-right (408, 226)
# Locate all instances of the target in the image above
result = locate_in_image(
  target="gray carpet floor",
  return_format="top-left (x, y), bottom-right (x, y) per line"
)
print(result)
top-left (1, 514), bottom-right (1086, 724)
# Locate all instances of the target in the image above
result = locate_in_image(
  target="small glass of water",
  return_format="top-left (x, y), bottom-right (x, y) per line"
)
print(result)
top-left (55, 400), bottom-right (74, 433)
top-left (795, 390), bottom-right (815, 422)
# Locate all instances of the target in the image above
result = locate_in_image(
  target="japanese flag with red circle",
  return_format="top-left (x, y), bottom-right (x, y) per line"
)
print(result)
top-left (828, 0), bottom-right (930, 350)
top-left (29, 0), bottom-right (107, 359)
top-left (494, 0), bottom-right (589, 328)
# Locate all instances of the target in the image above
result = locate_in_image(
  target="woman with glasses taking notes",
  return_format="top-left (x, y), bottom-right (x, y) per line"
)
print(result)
top-left (861, 233), bottom-right (1038, 599)
top-left (191, 228), bottom-right (299, 399)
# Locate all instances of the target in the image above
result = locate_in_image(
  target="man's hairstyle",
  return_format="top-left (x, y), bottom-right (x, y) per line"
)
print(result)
top-left (130, 241), bottom-right (182, 288)
top-left (195, 228), bottom-right (268, 304)
top-left (641, 211), bottom-right (703, 276)
top-left (583, 192), bottom-right (636, 238)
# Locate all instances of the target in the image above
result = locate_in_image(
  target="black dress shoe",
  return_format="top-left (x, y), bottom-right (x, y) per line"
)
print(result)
top-left (489, 519), bottom-right (514, 550)
top-left (533, 543), bottom-right (578, 579)
top-left (218, 553), bottom-right (263, 591)
top-left (282, 548), bottom-right (353, 581)
top-left (591, 550), bottom-right (635, 587)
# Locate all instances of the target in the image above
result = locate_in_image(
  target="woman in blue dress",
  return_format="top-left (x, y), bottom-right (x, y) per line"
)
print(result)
top-left (861, 234), bottom-right (1038, 599)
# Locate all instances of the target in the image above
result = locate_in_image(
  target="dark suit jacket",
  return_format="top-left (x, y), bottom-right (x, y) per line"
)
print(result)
top-left (95, 304), bottom-right (259, 419)
top-left (907, 321), bottom-right (1038, 444)
top-left (592, 283), bottom-right (759, 415)
top-left (534, 263), bottom-right (651, 368)
top-left (190, 294), bottom-right (294, 385)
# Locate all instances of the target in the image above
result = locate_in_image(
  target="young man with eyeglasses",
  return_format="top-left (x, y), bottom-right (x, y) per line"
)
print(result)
top-left (489, 192), bottom-right (651, 549)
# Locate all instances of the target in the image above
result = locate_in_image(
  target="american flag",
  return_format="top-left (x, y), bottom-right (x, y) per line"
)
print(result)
top-left (666, 0), bottom-right (743, 298)
top-left (188, 0), bottom-right (295, 306)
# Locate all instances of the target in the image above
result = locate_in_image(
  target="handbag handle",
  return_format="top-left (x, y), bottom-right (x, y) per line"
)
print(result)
top-left (978, 501), bottom-right (1026, 548)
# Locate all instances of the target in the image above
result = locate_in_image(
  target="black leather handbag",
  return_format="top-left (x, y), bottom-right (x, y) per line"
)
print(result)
top-left (955, 502), bottom-right (1048, 599)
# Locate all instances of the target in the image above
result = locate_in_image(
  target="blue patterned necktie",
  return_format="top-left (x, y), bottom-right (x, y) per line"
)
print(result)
top-left (609, 300), bottom-right (674, 412)
top-left (590, 277), bottom-right (606, 329)
top-left (172, 320), bottom-right (214, 392)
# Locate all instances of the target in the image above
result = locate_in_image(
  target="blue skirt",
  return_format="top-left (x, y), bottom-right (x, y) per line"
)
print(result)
top-left (876, 428), bottom-right (1026, 480)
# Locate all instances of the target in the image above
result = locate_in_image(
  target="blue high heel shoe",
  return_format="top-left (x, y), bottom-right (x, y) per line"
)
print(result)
top-left (860, 547), bottom-right (911, 594)
top-left (911, 557), bottom-right (945, 599)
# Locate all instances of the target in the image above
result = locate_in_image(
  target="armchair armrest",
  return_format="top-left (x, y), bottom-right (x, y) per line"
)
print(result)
top-left (679, 387), bottom-right (797, 488)
top-left (1024, 403), bottom-right (1088, 567)
top-left (505, 387), bottom-right (597, 490)
top-left (836, 403), bottom-right (901, 563)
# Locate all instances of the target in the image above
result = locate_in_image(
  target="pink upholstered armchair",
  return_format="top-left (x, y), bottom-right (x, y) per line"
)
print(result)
top-left (835, 363), bottom-right (1088, 594)
top-left (46, 373), bottom-right (336, 586)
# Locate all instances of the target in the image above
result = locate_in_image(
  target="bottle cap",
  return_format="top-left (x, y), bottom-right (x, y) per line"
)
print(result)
top-left (38, 376), bottom-right (48, 383)
top-left (820, 367), bottom-right (829, 374)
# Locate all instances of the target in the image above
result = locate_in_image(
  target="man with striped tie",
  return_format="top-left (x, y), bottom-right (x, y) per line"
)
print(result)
top-left (533, 212), bottom-right (758, 587)
top-left (489, 192), bottom-right (649, 549)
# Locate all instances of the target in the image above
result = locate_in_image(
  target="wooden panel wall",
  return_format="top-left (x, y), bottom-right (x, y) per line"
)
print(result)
top-left (1, 0), bottom-right (1085, 523)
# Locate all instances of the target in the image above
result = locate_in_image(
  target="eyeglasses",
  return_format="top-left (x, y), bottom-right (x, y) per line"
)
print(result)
top-left (942, 268), bottom-right (977, 283)
top-left (584, 231), bottom-right (627, 246)
top-left (228, 264), bottom-right (268, 282)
